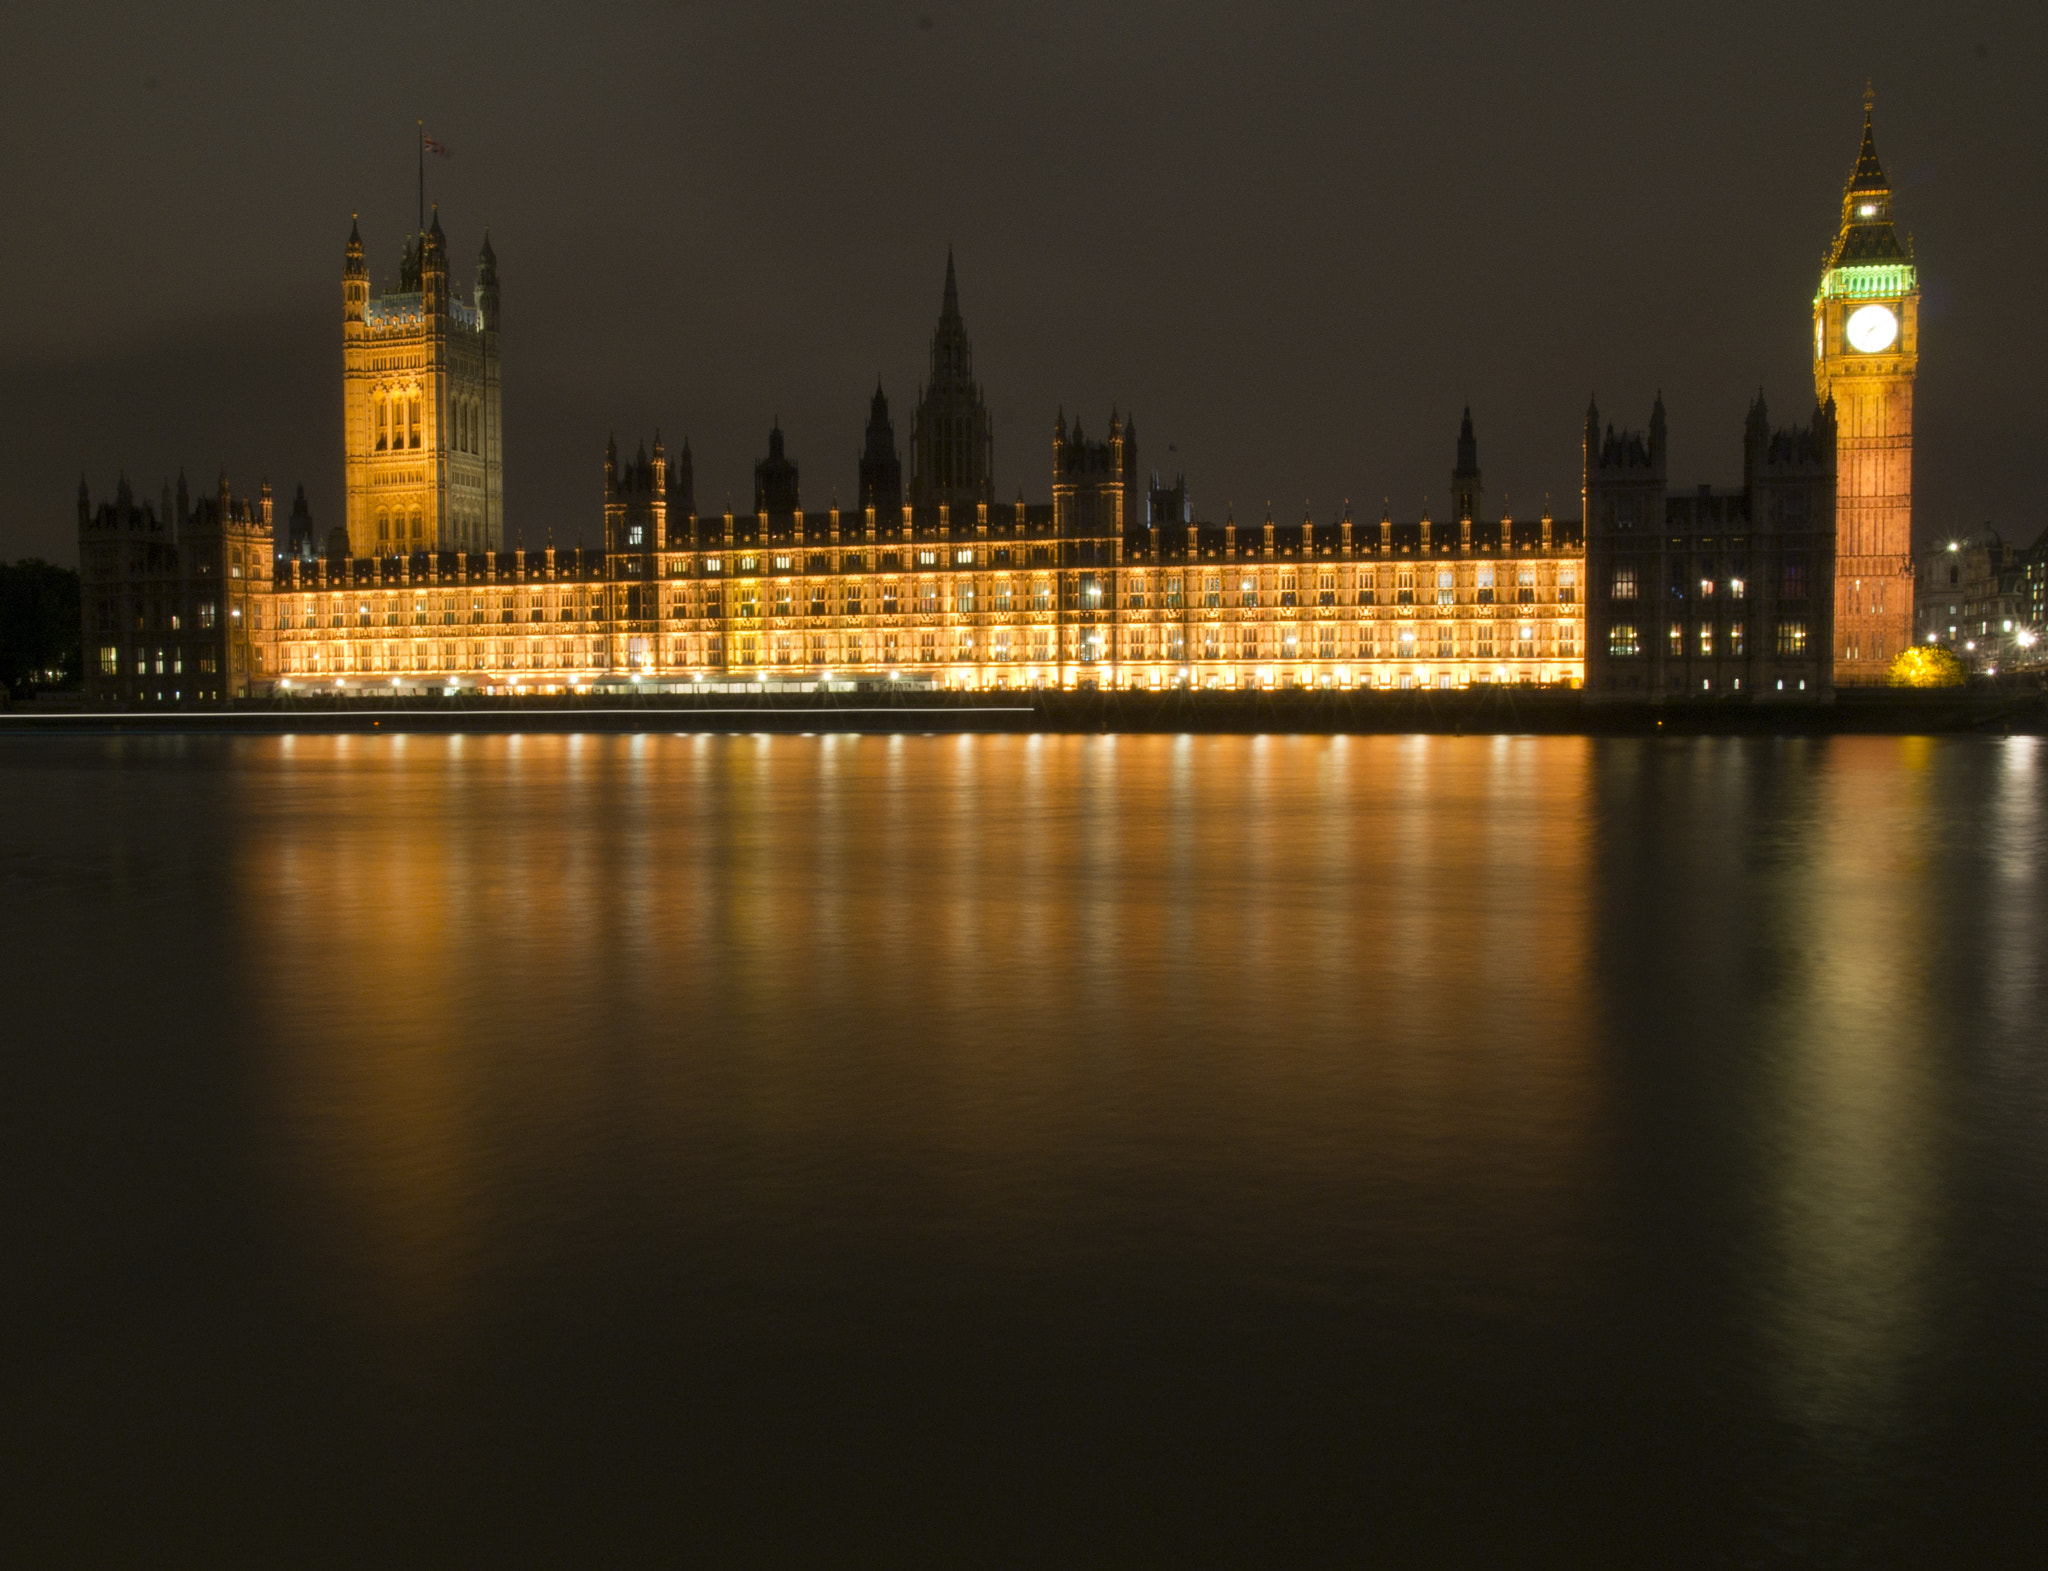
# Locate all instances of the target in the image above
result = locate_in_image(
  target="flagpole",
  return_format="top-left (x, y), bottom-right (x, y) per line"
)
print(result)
top-left (416, 119), bottom-right (424, 237)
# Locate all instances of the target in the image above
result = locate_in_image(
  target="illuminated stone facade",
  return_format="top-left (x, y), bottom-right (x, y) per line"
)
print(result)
top-left (1814, 100), bottom-right (1918, 683)
top-left (252, 249), bottom-right (1587, 696)
top-left (342, 210), bottom-right (502, 558)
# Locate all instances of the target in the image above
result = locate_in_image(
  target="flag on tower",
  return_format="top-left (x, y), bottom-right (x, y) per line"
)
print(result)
top-left (423, 133), bottom-right (451, 157)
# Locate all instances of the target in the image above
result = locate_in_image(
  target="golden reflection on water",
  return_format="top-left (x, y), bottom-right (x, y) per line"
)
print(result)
top-left (1757, 737), bottom-right (1951, 1434)
top-left (234, 734), bottom-right (1604, 1331)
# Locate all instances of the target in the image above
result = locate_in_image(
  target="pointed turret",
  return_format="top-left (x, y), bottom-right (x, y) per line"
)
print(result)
top-left (858, 381), bottom-right (903, 514)
top-left (1828, 93), bottom-right (1907, 267)
top-left (1452, 405), bottom-right (1482, 522)
top-left (475, 228), bottom-right (500, 330)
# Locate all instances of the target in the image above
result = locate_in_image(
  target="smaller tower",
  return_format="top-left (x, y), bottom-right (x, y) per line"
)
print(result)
top-left (858, 383), bottom-right (903, 514)
top-left (755, 423), bottom-right (800, 514)
top-left (1452, 406), bottom-right (1483, 522)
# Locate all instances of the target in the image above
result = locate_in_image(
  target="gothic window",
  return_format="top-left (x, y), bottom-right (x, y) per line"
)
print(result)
top-left (882, 583), bottom-right (899, 615)
top-left (1776, 620), bottom-right (1808, 655)
top-left (1729, 576), bottom-right (1746, 600)
top-left (1438, 571), bottom-right (1455, 607)
top-left (408, 393), bottom-right (422, 448)
top-left (1699, 624), bottom-right (1714, 657)
top-left (1436, 625), bottom-right (1454, 658)
top-left (1729, 622), bottom-right (1745, 656)
top-left (1608, 622), bottom-right (1640, 656)
top-left (1518, 568), bottom-right (1536, 604)
top-left (1396, 571), bottom-right (1415, 606)
top-left (1669, 622), bottom-right (1683, 656)
top-left (1240, 576), bottom-right (1258, 608)
top-left (375, 395), bottom-right (389, 451)
top-left (1782, 560), bottom-right (1807, 599)
top-left (1319, 573), bottom-right (1336, 607)
top-left (378, 515), bottom-right (390, 543)
top-left (1611, 566), bottom-right (1638, 601)
top-left (1280, 575), bottom-right (1297, 608)
top-left (1558, 568), bottom-right (1576, 604)
top-left (412, 512), bottom-right (423, 541)
top-left (1205, 577), bottom-right (1221, 608)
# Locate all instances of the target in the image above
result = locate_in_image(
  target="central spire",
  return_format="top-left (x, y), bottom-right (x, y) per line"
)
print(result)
top-left (910, 250), bottom-right (993, 510)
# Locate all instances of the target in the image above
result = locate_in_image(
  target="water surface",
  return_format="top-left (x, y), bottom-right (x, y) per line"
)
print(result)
top-left (3, 733), bottom-right (2045, 1565)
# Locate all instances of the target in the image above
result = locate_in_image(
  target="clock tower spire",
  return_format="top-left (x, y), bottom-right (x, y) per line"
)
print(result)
top-left (1813, 88), bottom-right (1917, 682)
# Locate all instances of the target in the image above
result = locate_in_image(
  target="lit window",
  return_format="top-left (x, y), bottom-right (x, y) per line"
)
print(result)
top-left (1611, 566), bottom-right (1637, 601)
top-left (1609, 622), bottom-right (1640, 656)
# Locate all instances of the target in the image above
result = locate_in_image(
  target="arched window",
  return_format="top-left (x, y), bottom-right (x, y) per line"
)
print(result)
top-left (411, 511), bottom-right (423, 542)
top-left (378, 514), bottom-right (390, 542)
top-left (408, 393), bottom-right (422, 448)
top-left (374, 395), bottom-right (388, 451)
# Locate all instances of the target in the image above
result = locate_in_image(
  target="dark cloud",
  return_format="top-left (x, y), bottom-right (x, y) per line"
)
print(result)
top-left (3, 0), bottom-right (2042, 561)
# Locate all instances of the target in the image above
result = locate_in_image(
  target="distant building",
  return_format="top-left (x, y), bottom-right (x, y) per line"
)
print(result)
top-left (1915, 529), bottom-right (2044, 674)
top-left (78, 470), bottom-right (274, 703)
top-left (1583, 394), bottom-right (1837, 702)
top-left (342, 209), bottom-right (502, 556)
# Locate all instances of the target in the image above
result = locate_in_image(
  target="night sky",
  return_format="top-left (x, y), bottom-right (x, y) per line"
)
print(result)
top-left (3, 1), bottom-right (2041, 564)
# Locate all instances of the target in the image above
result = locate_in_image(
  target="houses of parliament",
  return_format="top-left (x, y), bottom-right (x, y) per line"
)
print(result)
top-left (77, 104), bottom-right (1915, 706)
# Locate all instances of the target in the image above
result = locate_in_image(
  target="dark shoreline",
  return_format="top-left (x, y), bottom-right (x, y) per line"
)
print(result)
top-left (2, 686), bottom-right (2041, 735)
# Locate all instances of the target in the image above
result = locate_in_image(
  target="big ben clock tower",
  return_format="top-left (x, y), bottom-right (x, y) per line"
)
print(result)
top-left (1813, 90), bottom-right (1917, 682)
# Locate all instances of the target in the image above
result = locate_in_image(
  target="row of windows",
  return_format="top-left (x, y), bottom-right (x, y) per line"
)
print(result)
top-left (98, 646), bottom-right (219, 676)
top-left (1607, 565), bottom-right (1814, 601)
top-left (268, 582), bottom-right (1583, 624)
top-left (1606, 621), bottom-right (1807, 657)
top-left (276, 621), bottom-right (1579, 668)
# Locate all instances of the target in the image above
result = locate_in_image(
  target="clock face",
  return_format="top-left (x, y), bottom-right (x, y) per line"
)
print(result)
top-left (1845, 303), bottom-right (1899, 354)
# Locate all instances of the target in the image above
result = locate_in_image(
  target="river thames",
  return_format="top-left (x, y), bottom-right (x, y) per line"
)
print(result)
top-left (3, 732), bottom-right (2044, 1564)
